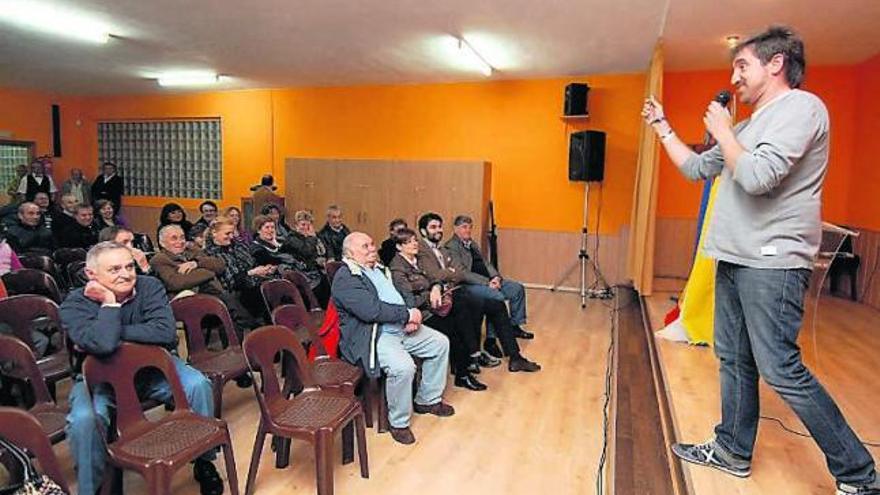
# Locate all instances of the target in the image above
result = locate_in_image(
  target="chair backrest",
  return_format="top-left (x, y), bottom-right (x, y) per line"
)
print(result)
top-left (271, 304), bottom-right (328, 356)
top-left (0, 295), bottom-right (62, 353)
top-left (0, 334), bottom-right (54, 406)
top-left (66, 261), bottom-right (88, 289)
top-left (171, 294), bottom-right (240, 358)
top-left (243, 326), bottom-right (317, 407)
top-left (82, 343), bottom-right (191, 434)
top-left (325, 261), bottom-right (344, 286)
top-left (260, 278), bottom-right (305, 312)
top-left (133, 232), bottom-right (155, 254)
top-left (282, 270), bottom-right (321, 309)
top-left (0, 407), bottom-right (70, 493)
top-left (53, 247), bottom-right (87, 268)
top-left (16, 254), bottom-right (56, 276)
top-left (1, 269), bottom-right (62, 304)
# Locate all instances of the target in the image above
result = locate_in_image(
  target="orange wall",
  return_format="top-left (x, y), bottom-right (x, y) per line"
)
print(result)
top-left (851, 53), bottom-right (880, 231)
top-left (3, 75), bottom-right (646, 233)
top-left (657, 65), bottom-right (859, 226)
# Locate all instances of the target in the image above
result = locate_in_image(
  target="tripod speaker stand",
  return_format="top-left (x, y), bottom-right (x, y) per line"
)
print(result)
top-left (550, 182), bottom-right (612, 308)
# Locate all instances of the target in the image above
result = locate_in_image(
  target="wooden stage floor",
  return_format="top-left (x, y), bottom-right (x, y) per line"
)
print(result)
top-left (644, 292), bottom-right (880, 495)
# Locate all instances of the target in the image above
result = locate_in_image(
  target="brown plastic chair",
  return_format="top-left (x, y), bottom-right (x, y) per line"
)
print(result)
top-left (16, 254), bottom-right (58, 278)
top-left (0, 407), bottom-right (70, 493)
top-left (283, 270), bottom-right (321, 309)
top-left (0, 295), bottom-right (70, 398)
top-left (242, 326), bottom-right (368, 495)
top-left (2, 269), bottom-right (63, 304)
top-left (52, 247), bottom-right (87, 268)
top-left (82, 343), bottom-right (239, 495)
top-left (261, 278), bottom-right (324, 329)
top-left (325, 261), bottom-right (344, 287)
top-left (171, 294), bottom-right (249, 418)
top-left (65, 261), bottom-right (88, 289)
top-left (0, 335), bottom-right (67, 443)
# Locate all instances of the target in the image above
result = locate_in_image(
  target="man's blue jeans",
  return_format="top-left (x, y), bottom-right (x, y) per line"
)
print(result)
top-left (462, 279), bottom-right (526, 339)
top-left (713, 261), bottom-right (875, 484)
top-left (66, 355), bottom-right (215, 494)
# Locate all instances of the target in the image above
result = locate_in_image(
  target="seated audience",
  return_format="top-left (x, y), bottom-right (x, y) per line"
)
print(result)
top-left (52, 193), bottom-right (79, 241)
top-left (92, 199), bottom-right (126, 230)
top-left (4, 202), bottom-right (54, 253)
top-left (0, 231), bottom-right (23, 275)
top-left (318, 204), bottom-right (350, 261)
top-left (259, 203), bottom-right (292, 243)
top-left (251, 214), bottom-right (330, 308)
top-left (333, 232), bottom-right (454, 445)
top-left (389, 228), bottom-right (487, 391)
top-left (59, 242), bottom-right (223, 495)
top-left (445, 214), bottom-right (533, 358)
top-left (379, 218), bottom-right (407, 266)
top-left (4, 164), bottom-right (27, 205)
top-left (189, 223), bottom-right (209, 251)
top-left (98, 226), bottom-right (152, 274)
top-left (17, 161), bottom-right (57, 203)
top-left (194, 201), bottom-right (219, 228)
top-left (158, 202), bottom-right (194, 241)
top-left (222, 206), bottom-right (251, 244)
top-left (416, 212), bottom-right (540, 372)
top-left (57, 205), bottom-right (99, 249)
top-left (150, 224), bottom-right (225, 298)
top-left (61, 168), bottom-right (91, 206)
top-left (91, 161), bottom-right (124, 214)
top-left (32, 192), bottom-right (53, 228)
top-left (204, 216), bottom-right (276, 321)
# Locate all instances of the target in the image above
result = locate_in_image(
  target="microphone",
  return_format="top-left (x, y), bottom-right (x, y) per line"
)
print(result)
top-left (703, 90), bottom-right (733, 146)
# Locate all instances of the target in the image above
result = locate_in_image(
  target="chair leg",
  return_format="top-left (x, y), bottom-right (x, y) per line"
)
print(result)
top-left (355, 411), bottom-right (369, 479)
top-left (221, 435), bottom-right (240, 495)
top-left (360, 380), bottom-right (373, 428)
top-left (377, 376), bottom-right (389, 434)
top-left (145, 466), bottom-right (173, 495)
top-left (851, 269), bottom-right (858, 301)
top-left (245, 424), bottom-right (267, 495)
top-left (213, 377), bottom-right (224, 418)
top-left (315, 431), bottom-right (335, 495)
top-left (341, 421), bottom-right (354, 464)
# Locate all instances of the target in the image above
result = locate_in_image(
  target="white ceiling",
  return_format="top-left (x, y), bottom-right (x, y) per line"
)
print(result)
top-left (0, 0), bottom-right (878, 95)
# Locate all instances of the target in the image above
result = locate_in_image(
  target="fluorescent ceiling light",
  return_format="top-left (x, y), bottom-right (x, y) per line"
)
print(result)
top-left (157, 73), bottom-right (223, 87)
top-left (456, 37), bottom-right (494, 77)
top-left (0, 1), bottom-right (112, 43)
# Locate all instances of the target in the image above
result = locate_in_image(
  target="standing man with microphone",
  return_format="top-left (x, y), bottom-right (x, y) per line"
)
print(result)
top-left (642, 26), bottom-right (877, 494)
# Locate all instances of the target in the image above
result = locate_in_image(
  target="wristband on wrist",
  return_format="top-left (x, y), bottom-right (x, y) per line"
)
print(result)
top-left (650, 116), bottom-right (666, 125)
top-left (660, 129), bottom-right (676, 141)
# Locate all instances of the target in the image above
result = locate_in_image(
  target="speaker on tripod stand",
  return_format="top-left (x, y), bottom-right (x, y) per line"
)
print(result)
top-left (552, 129), bottom-right (612, 307)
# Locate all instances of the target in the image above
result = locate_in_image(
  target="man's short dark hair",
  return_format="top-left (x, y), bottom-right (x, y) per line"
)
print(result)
top-left (189, 223), bottom-right (208, 239)
top-left (418, 212), bottom-right (443, 233)
top-left (199, 200), bottom-right (218, 212)
top-left (260, 174), bottom-right (274, 187)
top-left (98, 225), bottom-right (131, 242)
top-left (733, 25), bottom-right (805, 88)
top-left (388, 218), bottom-right (407, 230)
top-left (453, 215), bottom-right (473, 227)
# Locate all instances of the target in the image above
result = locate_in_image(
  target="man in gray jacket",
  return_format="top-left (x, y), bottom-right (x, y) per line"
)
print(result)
top-left (331, 231), bottom-right (453, 445)
top-left (643, 26), bottom-right (877, 493)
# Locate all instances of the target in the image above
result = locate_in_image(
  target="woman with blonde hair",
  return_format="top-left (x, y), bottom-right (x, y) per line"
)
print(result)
top-left (222, 205), bottom-right (252, 244)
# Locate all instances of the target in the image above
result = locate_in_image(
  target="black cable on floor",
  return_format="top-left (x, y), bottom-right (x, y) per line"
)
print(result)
top-left (595, 287), bottom-right (618, 494)
top-left (760, 415), bottom-right (880, 448)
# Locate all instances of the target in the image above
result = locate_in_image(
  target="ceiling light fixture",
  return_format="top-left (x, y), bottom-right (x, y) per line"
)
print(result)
top-left (456, 37), bottom-right (494, 77)
top-left (0, 1), bottom-right (112, 43)
top-left (157, 72), bottom-right (223, 87)
top-left (725, 35), bottom-right (741, 48)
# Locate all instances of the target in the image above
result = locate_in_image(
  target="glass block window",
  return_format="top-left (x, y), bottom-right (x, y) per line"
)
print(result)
top-left (97, 119), bottom-right (222, 199)
top-left (0, 140), bottom-right (34, 191)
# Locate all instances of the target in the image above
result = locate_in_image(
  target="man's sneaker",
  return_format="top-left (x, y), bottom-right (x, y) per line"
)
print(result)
top-left (671, 440), bottom-right (751, 478)
top-left (837, 471), bottom-right (880, 495)
top-left (477, 351), bottom-right (501, 368)
top-left (483, 338), bottom-right (503, 358)
top-left (467, 361), bottom-right (482, 374)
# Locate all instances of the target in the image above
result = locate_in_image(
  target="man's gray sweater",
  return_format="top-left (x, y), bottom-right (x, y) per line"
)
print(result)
top-left (680, 89), bottom-right (829, 269)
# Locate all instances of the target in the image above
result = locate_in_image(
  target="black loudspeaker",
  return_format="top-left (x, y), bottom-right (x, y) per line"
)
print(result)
top-left (564, 83), bottom-right (590, 116)
top-left (51, 104), bottom-right (62, 157)
top-left (569, 130), bottom-right (606, 182)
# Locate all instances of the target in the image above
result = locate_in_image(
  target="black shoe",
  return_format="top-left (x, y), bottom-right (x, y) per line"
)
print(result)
top-left (467, 361), bottom-right (481, 374)
top-left (483, 338), bottom-right (503, 358)
top-left (193, 459), bottom-right (225, 495)
top-left (512, 325), bottom-right (534, 339)
top-left (508, 356), bottom-right (541, 372)
top-left (389, 426), bottom-right (416, 445)
top-left (235, 374), bottom-right (253, 388)
top-left (454, 374), bottom-right (488, 391)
